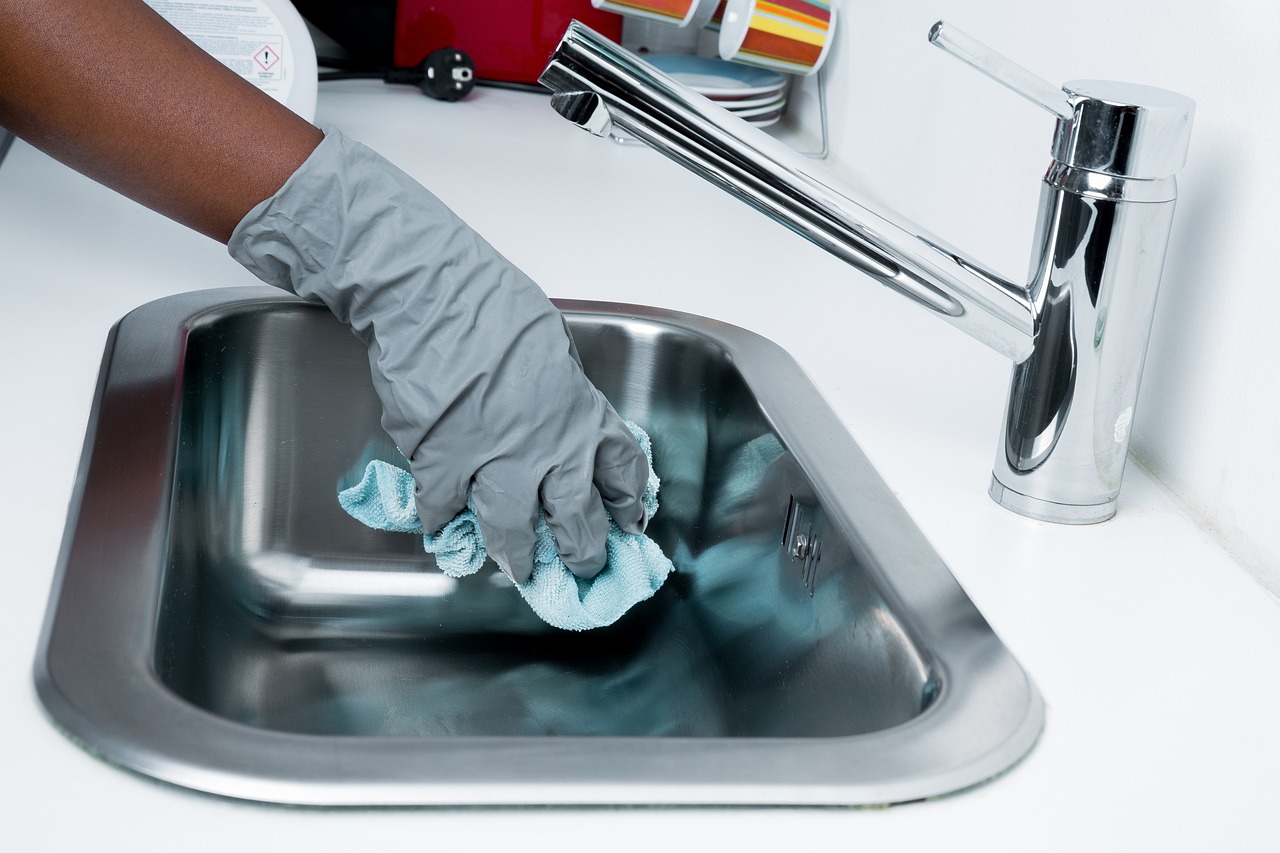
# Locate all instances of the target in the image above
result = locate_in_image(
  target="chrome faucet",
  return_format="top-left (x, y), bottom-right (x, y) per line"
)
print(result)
top-left (540, 20), bottom-right (1194, 524)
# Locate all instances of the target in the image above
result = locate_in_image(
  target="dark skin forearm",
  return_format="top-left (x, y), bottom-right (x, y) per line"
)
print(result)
top-left (0, 0), bottom-right (323, 242)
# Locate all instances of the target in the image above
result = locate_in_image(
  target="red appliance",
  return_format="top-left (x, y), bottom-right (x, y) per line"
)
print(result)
top-left (394, 2), bottom-right (623, 84)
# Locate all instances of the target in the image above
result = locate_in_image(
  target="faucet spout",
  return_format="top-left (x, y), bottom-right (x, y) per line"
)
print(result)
top-left (541, 22), bottom-right (1194, 524)
top-left (540, 22), bottom-right (1036, 361)
top-left (549, 90), bottom-right (614, 138)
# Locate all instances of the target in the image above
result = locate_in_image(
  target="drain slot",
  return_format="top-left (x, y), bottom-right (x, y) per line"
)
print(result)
top-left (782, 496), bottom-right (822, 597)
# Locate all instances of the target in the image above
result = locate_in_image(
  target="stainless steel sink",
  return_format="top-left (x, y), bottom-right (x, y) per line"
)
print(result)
top-left (35, 288), bottom-right (1042, 805)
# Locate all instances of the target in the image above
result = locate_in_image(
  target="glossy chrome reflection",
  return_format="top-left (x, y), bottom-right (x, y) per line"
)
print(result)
top-left (35, 289), bottom-right (1041, 805)
top-left (541, 20), bottom-right (1194, 523)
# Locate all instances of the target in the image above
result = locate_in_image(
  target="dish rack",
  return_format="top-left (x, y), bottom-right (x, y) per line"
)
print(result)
top-left (619, 18), bottom-right (829, 158)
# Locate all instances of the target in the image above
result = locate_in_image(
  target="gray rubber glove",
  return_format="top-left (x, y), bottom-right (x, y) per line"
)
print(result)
top-left (228, 128), bottom-right (650, 582)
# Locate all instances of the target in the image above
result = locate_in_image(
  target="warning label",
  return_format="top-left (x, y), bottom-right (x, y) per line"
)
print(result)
top-left (146, 1), bottom-right (291, 104)
top-left (254, 44), bottom-right (280, 72)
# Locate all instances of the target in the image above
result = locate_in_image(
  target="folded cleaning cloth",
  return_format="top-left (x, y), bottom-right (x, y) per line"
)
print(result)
top-left (338, 422), bottom-right (673, 631)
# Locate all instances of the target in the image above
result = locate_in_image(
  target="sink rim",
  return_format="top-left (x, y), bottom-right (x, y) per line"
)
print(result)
top-left (34, 287), bottom-right (1043, 806)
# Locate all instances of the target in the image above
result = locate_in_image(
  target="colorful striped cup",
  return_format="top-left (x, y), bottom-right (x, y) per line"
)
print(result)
top-left (591, 0), bottom-right (703, 28)
top-left (718, 0), bottom-right (837, 76)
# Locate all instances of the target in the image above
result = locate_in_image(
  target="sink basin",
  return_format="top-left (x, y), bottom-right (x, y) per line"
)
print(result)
top-left (35, 288), bottom-right (1041, 805)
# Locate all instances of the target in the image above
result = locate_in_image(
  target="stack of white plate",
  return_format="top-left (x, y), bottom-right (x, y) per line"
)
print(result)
top-left (645, 54), bottom-right (788, 128)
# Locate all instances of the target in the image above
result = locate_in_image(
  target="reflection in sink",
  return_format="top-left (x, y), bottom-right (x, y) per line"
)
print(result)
top-left (36, 289), bottom-right (1041, 804)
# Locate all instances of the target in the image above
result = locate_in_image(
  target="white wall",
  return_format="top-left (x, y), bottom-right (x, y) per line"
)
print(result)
top-left (819, 1), bottom-right (1280, 593)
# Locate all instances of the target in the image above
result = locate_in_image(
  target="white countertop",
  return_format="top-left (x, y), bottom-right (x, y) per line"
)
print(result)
top-left (2, 84), bottom-right (1278, 851)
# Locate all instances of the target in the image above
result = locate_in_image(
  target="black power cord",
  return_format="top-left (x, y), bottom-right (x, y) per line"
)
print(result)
top-left (318, 47), bottom-right (477, 101)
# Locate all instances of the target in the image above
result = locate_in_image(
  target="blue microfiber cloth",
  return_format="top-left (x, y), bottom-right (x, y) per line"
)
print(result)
top-left (338, 422), bottom-right (673, 631)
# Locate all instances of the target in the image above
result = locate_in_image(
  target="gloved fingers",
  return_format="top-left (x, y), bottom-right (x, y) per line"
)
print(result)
top-left (469, 470), bottom-right (541, 584)
top-left (594, 420), bottom-right (651, 536)
top-left (541, 470), bottom-right (610, 580)
top-left (409, 453), bottom-right (471, 535)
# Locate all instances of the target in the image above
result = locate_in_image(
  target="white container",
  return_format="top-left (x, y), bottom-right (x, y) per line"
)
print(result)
top-left (146, 0), bottom-right (318, 120)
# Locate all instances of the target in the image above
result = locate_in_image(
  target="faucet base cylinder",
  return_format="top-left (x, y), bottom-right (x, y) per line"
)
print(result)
top-left (989, 477), bottom-right (1116, 524)
top-left (989, 179), bottom-right (1176, 524)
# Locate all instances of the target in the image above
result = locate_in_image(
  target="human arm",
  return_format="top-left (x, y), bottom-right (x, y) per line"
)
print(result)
top-left (0, 0), bottom-right (650, 581)
top-left (0, 0), bottom-right (322, 241)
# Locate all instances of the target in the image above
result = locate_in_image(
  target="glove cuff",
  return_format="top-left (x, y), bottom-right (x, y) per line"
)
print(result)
top-left (228, 126), bottom-right (348, 296)
top-left (228, 126), bottom-right (450, 329)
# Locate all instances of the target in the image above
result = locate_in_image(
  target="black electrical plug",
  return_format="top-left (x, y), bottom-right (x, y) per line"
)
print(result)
top-left (384, 47), bottom-right (476, 101)
top-left (321, 47), bottom-right (477, 101)
top-left (420, 47), bottom-right (476, 101)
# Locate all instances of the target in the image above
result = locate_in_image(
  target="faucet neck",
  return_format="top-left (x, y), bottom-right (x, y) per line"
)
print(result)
top-left (541, 22), bottom-right (1194, 524)
top-left (541, 22), bottom-right (1038, 361)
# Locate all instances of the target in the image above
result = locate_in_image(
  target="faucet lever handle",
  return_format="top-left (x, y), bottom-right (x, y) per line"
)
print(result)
top-left (928, 20), bottom-right (1194, 179)
top-left (928, 21), bottom-right (1072, 120)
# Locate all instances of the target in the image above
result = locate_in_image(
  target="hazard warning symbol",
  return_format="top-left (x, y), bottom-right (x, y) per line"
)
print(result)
top-left (254, 45), bottom-right (280, 72)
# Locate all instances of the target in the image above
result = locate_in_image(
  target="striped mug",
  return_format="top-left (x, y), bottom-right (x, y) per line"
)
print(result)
top-left (719, 0), bottom-right (837, 75)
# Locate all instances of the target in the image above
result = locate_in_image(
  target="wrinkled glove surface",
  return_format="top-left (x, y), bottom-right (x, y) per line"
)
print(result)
top-left (229, 128), bottom-right (650, 582)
